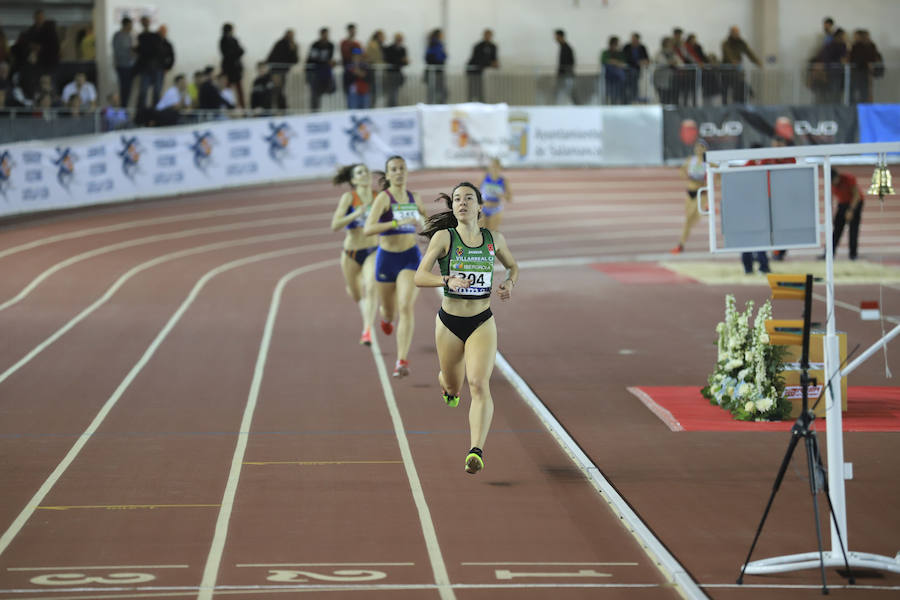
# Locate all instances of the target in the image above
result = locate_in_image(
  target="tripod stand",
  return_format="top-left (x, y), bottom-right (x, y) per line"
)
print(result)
top-left (737, 274), bottom-right (855, 594)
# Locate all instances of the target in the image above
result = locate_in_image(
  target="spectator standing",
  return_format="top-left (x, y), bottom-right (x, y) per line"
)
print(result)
top-left (111, 17), bottom-right (135, 107)
top-left (220, 23), bottom-right (245, 108)
top-left (600, 36), bottom-right (626, 105)
top-left (0, 24), bottom-right (9, 65)
top-left (346, 46), bottom-right (371, 109)
top-left (621, 32), bottom-right (648, 104)
top-left (653, 36), bottom-right (682, 104)
top-left (306, 27), bottom-right (335, 111)
top-left (340, 23), bottom-right (362, 106)
top-left (79, 24), bottom-right (96, 61)
top-left (554, 29), bottom-right (575, 105)
top-left (266, 29), bottom-right (299, 80)
top-left (821, 28), bottom-right (848, 103)
top-left (720, 26), bottom-right (760, 104)
top-left (61, 71), bottom-right (97, 109)
top-left (425, 28), bottom-right (447, 104)
top-left (158, 25), bottom-right (175, 76)
top-left (671, 28), bottom-right (694, 105)
top-left (26, 10), bottom-right (60, 75)
top-left (383, 32), bottom-right (408, 107)
top-left (365, 30), bottom-right (385, 106)
top-left (466, 29), bottom-right (498, 102)
top-left (135, 16), bottom-right (163, 109)
top-left (849, 30), bottom-right (882, 104)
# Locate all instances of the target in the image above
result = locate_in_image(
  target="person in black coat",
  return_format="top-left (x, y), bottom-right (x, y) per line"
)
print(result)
top-left (267, 29), bottom-right (299, 80)
top-left (220, 23), bottom-right (245, 107)
top-left (466, 29), bottom-right (498, 102)
top-left (621, 32), bottom-right (649, 104)
top-left (135, 16), bottom-right (163, 109)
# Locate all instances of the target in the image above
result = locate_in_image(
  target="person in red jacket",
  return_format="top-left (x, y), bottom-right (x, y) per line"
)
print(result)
top-left (827, 168), bottom-right (865, 260)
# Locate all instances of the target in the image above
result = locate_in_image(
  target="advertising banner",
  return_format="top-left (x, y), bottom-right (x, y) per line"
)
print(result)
top-left (506, 106), bottom-right (603, 165)
top-left (857, 104), bottom-right (900, 144)
top-left (419, 103), bottom-right (510, 168)
top-left (663, 105), bottom-right (859, 160)
top-left (0, 107), bottom-right (423, 219)
top-left (300, 108), bottom-right (422, 172)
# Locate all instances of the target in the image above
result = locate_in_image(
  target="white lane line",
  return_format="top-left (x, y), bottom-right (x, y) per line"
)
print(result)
top-left (0, 232), bottom-right (339, 387)
top-left (0, 197), bottom-right (333, 260)
top-left (0, 247), bottom-right (333, 559)
top-left (0, 213), bottom-right (330, 312)
top-left (198, 259), bottom-right (335, 600)
top-left (7, 565), bottom-right (188, 571)
top-left (461, 562), bottom-right (638, 566)
top-left (367, 334), bottom-right (455, 600)
top-left (494, 352), bottom-right (707, 600)
top-left (236, 563), bottom-right (415, 567)
top-left (626, 387), bottom-right (685, 432)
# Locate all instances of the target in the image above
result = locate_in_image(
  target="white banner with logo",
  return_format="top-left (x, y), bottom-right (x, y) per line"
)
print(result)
top-left (506, 105), bottom-right (662, 166)
top-left (419, 103), bottom-right (510, 168)
top-left (0, 108), bottom-right (421, 218)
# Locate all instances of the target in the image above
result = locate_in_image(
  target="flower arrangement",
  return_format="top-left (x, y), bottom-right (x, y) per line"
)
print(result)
top-left (701, 294), bottom-right (792, 421)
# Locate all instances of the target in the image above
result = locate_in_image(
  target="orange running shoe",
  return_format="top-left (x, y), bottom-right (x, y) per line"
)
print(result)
top-left (670, 244), bottom-right (684, 254)
top-left (392, 359), bottom-right (409, 378)
top-left (359, 329), bottom-right (372, 346)
top-left (380, 320), bottom-right (394, 335)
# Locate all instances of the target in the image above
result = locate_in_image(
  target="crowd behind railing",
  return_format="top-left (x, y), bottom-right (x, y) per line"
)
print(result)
top-left (0, 10), bottom-right (892, 143)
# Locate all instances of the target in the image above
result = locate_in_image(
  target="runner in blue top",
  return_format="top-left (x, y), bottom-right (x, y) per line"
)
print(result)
top-left (415, 181), bottom-right (519, 474)
top-left (479, 157), bottom-right (512, 230)
top-left (330, 163), bottom-right (379, 346)
top-left (363, 155), bottom-right (427, 378)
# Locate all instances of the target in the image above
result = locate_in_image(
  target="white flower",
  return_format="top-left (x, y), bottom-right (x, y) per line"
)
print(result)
top-left (756, 397), bottom-right (774, 412)
top-left (724, 359), bottom-right (743, 370)
top-left (744, 401), bottom-right (756, 413)
top-left (737, 368), bottom-right (750, 381)
top-left (737, 383), bottom-right (753, 398)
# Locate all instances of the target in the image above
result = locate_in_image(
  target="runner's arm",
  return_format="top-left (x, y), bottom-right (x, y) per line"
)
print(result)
top-left (330, 191), bottom-right (361, 231)
top-left (363, 192), bottom-right (396, 235)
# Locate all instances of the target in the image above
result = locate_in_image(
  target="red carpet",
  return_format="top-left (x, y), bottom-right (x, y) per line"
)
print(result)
top-left (628, 386), bottom-right (900, 432)
top-left (591, 263), bottom-right (698, 284)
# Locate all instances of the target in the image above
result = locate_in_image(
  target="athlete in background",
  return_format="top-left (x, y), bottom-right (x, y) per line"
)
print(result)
top-left (479, 157), bottom-right (512, 230)
top-left (330, 163), bottom-right (379, 345)
top-left (363, 155), bottom-right (427, 378)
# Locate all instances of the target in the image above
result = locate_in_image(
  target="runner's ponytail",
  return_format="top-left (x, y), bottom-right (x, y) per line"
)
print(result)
top-left (420, 194), bottom-right (457, 239)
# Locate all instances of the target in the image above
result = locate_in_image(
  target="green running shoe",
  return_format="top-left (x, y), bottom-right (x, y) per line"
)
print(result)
top-left (465, 447), bottom-right (484, 474)
top-left (441, 390), bottom-right (460, 407)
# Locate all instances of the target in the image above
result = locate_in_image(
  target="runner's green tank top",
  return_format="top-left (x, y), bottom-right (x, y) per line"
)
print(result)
top-left (438, 228), bottom-right (495, 299)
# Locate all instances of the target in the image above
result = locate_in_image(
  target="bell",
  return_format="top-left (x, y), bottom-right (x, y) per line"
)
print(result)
top-left (868, 161), bottom-right (895, 197)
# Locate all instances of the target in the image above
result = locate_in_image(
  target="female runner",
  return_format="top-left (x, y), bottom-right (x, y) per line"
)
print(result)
top-left (479, 157), bottom-right (512, 230)
top-left (330, 163), bottom-right (379, 345)
top-left (363, 155), bottom-right (427, 378)
top-left (671, 139), bottom-right (708, 254)
top-left (414, 182), bottom-right (519, 474)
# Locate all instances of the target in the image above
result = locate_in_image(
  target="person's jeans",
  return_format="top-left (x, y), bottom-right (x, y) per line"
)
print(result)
top-left (116, 66), bottom-right (134, 107)
top-left (348, 91), bottom-right (371, 109)
top-left (467, 70), bottom-right (484, 102)
top-left (137, 68), bottom-right (163, 109)
top-left (555, 74), bottom-right (575, 105)
top-left (426, 69), bottom-right (446, 104)
top-left (741, 252), bottom-right (770, 274)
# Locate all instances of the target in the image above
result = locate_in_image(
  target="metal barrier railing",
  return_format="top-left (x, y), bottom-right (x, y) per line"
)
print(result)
top-left (0, 63), bottom-right (893, 143)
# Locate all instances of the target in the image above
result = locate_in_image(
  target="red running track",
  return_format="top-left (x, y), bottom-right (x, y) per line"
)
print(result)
top-left (0, 166), bottom-right (898, 600)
